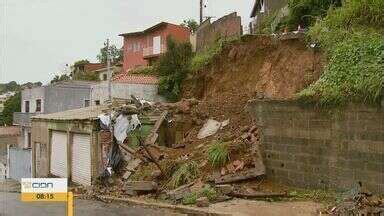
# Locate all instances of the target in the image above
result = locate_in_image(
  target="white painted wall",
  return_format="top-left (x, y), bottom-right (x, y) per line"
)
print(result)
top-left (91, 82), bottom-right (165, 105)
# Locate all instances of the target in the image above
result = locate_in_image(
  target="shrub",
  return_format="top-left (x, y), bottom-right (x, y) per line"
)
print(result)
top-left (168, 161), bottom-right (199, 189)
top-left (181, 185), bottom-right (218, 205)
top-left (182, 192), bottom-right (198, 205)
top-left (299, 0), bottom-right (384, 106)
top-left (190, 38), bottom-right (238, 72)
top-left (130, 66), bottom-right (156, 75)
top-left (1, 92), bottom-right (21, 125)
top-left (285, 0), bottom-right (342, 29)
top-left (157, 37), bottom-right (193, 101)
top-left (208, 141), bottom-right (230, 168)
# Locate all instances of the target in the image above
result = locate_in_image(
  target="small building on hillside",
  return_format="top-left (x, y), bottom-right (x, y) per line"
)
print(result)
top-left (119, 22), bottom-right (190, 72)
top-left (31, 105), bottom-right (161, 185)
top-left (91, 73), bottom-right (164, 105)
top-left (13, 81), bottom-right (96, 148)
top-left (250, 0), bottom-right (288, 34)
top-left (89, 64), bottom-right (122, 81)
top-left (30, 105), bottom-right (108, 184)
top-left (71, 62), bottom-right (106, 78)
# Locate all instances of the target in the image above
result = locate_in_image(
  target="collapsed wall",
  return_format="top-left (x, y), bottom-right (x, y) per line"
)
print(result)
top-left (248, 100), bottom-right (384, 193)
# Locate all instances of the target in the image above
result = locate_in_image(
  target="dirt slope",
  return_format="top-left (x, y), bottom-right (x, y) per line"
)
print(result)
top-left (183, 35), bottom-right (324, 101)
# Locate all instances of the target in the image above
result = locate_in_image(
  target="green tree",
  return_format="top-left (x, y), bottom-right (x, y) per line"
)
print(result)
top-left (73, 59), bottom-right (90, 66)
top-left (97, 44), bottom-right (123, 64)
top-left (157, 37), bottom-right (193, 101)
top-left (181, 19), bottom-right (199, 33)
top-left (1, 92), bottom-right (21, 126)
top-left (285, 0), bottom-right (342, 29)
top-left (72, 72), bottom-right (99, 81)
top-left (50, 74), bottom-right (70, 84)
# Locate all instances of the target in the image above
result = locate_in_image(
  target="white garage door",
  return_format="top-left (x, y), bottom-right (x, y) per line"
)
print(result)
top-left (50, 131), bottom-right (68, 178)
top-left (72, 134), bottom-right (91, 186)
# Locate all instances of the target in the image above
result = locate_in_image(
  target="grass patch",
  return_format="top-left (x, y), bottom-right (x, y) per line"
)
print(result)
top-left (289, 189), bottom-right (338, 203)
top-left (182, 192), bottom-right (198, 205)
top-left (207, 141), bottom-right (230, 168)
top-left (168, 161), bottom-right (199, 189)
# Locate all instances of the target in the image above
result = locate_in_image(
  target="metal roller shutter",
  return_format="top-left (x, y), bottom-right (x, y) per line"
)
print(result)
top-left (50, 131), bottom-right (68, 178)
top-left (72, 134), bottom-right (91, 186)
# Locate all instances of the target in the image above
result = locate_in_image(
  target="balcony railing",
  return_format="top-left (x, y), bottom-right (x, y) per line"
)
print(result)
top-left (143, 44), bottom-right (167, 58)
top-left (13, 112), bottom-right (38, 126)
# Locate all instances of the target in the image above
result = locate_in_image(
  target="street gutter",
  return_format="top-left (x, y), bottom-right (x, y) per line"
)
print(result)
top-left (95, 195), bottom-right (231, 216)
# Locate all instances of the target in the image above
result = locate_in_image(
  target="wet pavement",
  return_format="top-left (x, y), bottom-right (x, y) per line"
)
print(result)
top-left (0, 192), bottom-right (181, 216)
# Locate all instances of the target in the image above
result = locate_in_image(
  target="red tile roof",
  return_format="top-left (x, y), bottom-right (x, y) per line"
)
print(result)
top-left (112, 73), bottom-right (159, 85)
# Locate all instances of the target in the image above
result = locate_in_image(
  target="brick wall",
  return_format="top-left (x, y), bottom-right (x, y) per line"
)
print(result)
top-left (248, 99), bottom-right (384, 193)
top-left (196, 12), bottom-right (242, 53)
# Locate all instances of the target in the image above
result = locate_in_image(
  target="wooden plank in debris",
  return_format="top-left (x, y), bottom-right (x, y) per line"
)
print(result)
top-left (125, 181), bottom-right (158, 191)
top-left (215, 168), bottom-right (265, 184)
top-left (145, 133), bottom-right (159, 146)
top-left (166, 182), bottom-right (193, 201)
top-left (152, 111), bottom-right (168, 134)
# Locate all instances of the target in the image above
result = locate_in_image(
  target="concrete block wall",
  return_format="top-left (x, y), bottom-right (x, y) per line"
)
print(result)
top-left (248, 100), bottom-right (384, 193)
top-left (196, 12), bottom-right (242, 53)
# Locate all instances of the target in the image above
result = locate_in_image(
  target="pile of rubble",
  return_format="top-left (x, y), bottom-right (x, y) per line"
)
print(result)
top-left (73, 96), bottom-right (280, 207)
top-left (325, 186), bottom-right (384, 215)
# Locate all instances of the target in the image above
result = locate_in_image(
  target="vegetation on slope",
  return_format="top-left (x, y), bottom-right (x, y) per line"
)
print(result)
top-left (298, 0), bottom-right (384, 106)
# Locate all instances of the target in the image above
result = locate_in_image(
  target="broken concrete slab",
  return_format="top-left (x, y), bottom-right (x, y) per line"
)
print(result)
top-left (126, 159), bottom-right (142, 171)
top-left (196, 197), bottom-right (210, 207)
top-left (122, 171), bottom-right (133, 180)
top-left (215, 168), bottom-right (265, 184)
top-left (197, 119), bottom-right (221, 139)
top-left (125, 181), bottom-right (158, 191)
top-left (215, 185), bottom-right (233, 195)
top-left (166, 183), bottom-right (193, 201)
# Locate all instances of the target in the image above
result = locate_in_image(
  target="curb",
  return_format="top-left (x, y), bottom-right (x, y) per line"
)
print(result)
top-left (95, 195), bottom-right (230, 216)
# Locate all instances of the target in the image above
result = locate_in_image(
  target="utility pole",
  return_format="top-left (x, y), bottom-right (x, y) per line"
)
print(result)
top-left (106, 39), bottom-right (112, 102)
top-left (200, 0), bottom-right (203, 24)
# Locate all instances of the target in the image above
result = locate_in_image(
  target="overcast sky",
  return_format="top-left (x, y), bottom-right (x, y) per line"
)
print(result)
top-left (0, 0), bottom-right (253, 84)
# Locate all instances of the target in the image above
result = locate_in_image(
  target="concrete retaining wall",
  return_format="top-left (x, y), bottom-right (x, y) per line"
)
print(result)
top-left (248, 100), bottom-right (384, 193)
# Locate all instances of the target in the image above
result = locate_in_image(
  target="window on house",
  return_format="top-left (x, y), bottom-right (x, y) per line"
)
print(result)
top-left (127, 44), bottom-right (133, 52)
top-left (27, 132), bottom-right (31, 148)
top-left (84, 99), bottom-right (90, 107)
top-left (25, 101), bottom-right (30, 113)
top-left (95, 100), bottom-right (100, 106)
top-left (103, 74), bottom-right (108, 81)
top-left (36, 99), bottom-right (41, 112)
top-left (260, 0), bottom-right (265, 13)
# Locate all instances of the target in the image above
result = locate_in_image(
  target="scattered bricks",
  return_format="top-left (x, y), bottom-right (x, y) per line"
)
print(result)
top-left (125, 181), bottom-right (158, 192)
top-left (196, 197), bottom-right (209, 207)
top-left (215, 185), bottom-right (233, 195)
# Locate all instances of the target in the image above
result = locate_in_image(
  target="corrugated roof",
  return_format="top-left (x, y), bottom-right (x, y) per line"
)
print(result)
top-left (32, 105), bottom-right (109, 121)
top-left (112, 73), bottom-right (159, 85)
top-left (0, 126), bottom-right (20, 137)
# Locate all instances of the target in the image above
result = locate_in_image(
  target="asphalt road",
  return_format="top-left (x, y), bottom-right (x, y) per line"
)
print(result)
top-left (0, 192), bottom-right (180, 216)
